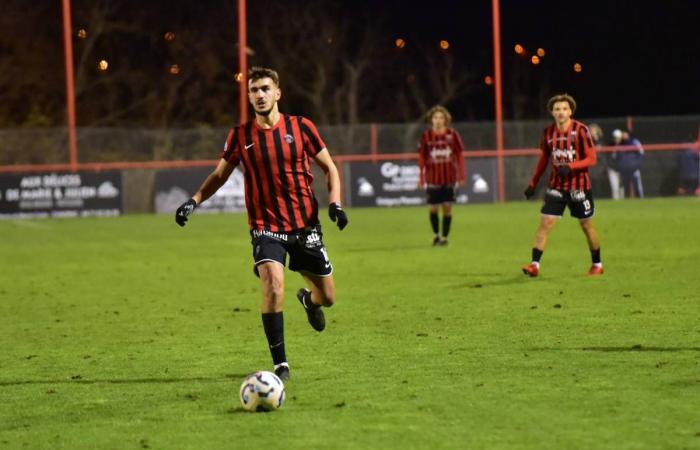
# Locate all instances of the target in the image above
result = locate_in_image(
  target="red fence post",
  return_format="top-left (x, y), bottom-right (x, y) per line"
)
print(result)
top-left (62, 0), bottom-right (78, 172)
top-left (492, 0), bottom-right (505, 202)
top-left (238, 0), bottom-right (248, 123)
top-left (370, 123), bottom-right (378, 162)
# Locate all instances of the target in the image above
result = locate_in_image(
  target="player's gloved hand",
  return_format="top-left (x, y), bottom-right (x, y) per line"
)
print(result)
top-left (328, 202), bottom-right (348, 230)
top-left (557, 164), bottom-right (572, 179)
top-left (175, 198), bottom-right (197, 227)
top-left (524, 186), bottom-right (535, 200)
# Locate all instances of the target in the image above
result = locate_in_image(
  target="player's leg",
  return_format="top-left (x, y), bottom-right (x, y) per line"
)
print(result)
top-left (579, 219), bottom-right (603, 275)
top-left (300, 272), bottom-right (335, 307)
top-left (429, 203), bottom-right (440, 245)
top-left (439, 201), bottom-right (452, 245)
top-left (532, 215), bottom-right (558, 253)
top-left (522, 215), bottom-right (558, 277)
top-left (258, 261), bottom-right (286, 312)
top-left (289, 226), bottom-right (334, 332)
top-left (579, 218), bottom-right (601, 253)
top-left (522, 189), bottom-right (565, 277)
top-left (571, 190), bottom-right (603, 275)
top-left (256, 261), bottom-right (291, 379)
top-left (251, 235), bottom-right (291, 380)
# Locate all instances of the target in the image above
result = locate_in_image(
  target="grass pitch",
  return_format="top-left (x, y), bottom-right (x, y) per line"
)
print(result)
top-left (1, 198), bottom-right (699, 450)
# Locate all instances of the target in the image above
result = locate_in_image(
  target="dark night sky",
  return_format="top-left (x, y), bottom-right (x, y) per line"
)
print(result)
top-left (360, 0), bottom-right (700, 117)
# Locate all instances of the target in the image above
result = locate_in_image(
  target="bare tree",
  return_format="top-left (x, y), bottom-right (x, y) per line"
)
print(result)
top-left (393, 47), bottom-right (476, 151)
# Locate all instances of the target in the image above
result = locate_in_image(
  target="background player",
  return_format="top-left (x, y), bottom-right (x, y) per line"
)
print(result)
top-left (522, 94), bottom-right (603, 277)
top-left (174, 67), bottom-right (348, 380)
top-left (417, 105), bottom-right (465, 246)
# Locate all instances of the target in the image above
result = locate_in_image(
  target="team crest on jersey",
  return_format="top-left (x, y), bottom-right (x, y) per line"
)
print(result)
top-left (284, 134), bottom-right (294, 144)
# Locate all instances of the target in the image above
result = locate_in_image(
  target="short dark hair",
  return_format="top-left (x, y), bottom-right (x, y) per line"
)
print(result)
top-left (547, 93), bottom-right (577, 114)
top-left (248, 66), bottom-right (279, 86)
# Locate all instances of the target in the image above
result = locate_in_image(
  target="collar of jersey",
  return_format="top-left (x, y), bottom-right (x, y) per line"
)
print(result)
top-left (253, 113), bottom-right (284, 132)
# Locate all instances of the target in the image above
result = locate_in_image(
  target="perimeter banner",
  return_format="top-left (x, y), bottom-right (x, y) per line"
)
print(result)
top-left (0, 172), bottom-right (122, 219)
top-left (344, 159), bottom-right (497, 207)
top-left (154, 167), bottom-right (246, 214)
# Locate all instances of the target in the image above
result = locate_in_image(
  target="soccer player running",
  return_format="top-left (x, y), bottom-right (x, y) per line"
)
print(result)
top-left (417, 105), bottom-right (465, 246)
top-left (522, 94), bottom-right (603, 277)
top-left (174, 67), bottom-right (348, 381)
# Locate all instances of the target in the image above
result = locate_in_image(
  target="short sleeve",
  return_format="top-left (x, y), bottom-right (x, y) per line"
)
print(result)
top-left (299, 117), bottom-right (326, 156)
top-left (220, 127), bottom-right (241, 165)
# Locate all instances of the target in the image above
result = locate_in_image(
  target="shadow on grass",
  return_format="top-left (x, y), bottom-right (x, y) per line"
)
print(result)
top-left (581, 346), bottom-right (700, 352)
top-left (449, 275), bottom-right (529, 289)
top-left (344, 244), bottom-right (431, 253)
top-left (527, 345), bottom-right (700, 352)
top-left (0, 373), bottom-right (250, 387)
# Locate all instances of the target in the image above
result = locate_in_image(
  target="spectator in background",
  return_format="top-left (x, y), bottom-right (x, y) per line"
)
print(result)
top-left (417, 105), bottom-right (465, 246)
top-left (591, 124), bottom-right (620, 200)
top-left (589, 123), bottom-right (603, 146)
top-left (590, 123), bottom-right (618, 199)
top-left (677, 139), bottom-right (700, 196)
top-left (612, 129), bottom-right (644, 198)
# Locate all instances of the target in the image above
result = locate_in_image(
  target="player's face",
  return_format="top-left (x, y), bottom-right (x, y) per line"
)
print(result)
top-left (431, 111), bottom-right (447, 131)
top-left (550, 101), bottom-right (572, 125)
top-left (248, 77), bottom-right (281, 116)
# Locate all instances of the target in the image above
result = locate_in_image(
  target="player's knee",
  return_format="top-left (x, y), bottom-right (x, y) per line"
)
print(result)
top-left (316, 289), bottom-right (335, 307)
top-left (579, 218), bottom-right (593, 230)
top-left (260, 276), bottom-right (284, 308)
top-left (542, 218), bottom-right (557, 230)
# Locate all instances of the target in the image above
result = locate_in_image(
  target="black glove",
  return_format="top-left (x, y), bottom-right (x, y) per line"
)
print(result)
top-left (175, 199), bottom-right (197, 227)
top-left (328, 202), bottom-right (348, 230)
top-left (524, 186), bottom-right (535, 200)
top-left (557, 164), bottom-right (571, 179)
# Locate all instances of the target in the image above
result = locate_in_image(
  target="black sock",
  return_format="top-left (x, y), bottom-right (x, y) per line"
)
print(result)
top-left (442, 215), bottom-right (452, 238)
top-left (532, 248), bottom-right (543, 263)
top-left (261, 312), bottom-right (286, 366)
top-left (591, 248), bottom-right (601, 264)
top-left (430, 212), bottom-right (439, 234)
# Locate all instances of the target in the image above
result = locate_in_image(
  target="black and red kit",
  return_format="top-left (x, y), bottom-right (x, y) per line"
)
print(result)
top-left (529, 119), bottom-right (597, 191)
top-left (418, 128), bottom-right (465, 186)
top-left (221, 114), bottom-right (326, 233)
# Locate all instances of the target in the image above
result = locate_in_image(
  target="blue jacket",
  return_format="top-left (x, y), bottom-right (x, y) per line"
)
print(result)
top-left (612, 137), bottom-right (643, 173)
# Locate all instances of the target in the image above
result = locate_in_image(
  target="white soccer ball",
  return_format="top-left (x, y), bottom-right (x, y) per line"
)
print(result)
top-left (239, 371), bottom-right (286, 412)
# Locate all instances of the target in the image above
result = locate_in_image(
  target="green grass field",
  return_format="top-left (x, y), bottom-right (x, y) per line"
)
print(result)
top-left (1, 198), bottom-right (699, 450)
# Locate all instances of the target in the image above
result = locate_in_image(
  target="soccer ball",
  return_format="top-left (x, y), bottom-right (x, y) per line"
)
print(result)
top-left (239, 371), bottom-right (286, 412)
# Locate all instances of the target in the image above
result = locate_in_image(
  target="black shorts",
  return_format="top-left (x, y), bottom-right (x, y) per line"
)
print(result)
top-left (251, 225), bottom-right (332, 277)
top-left (541, 188), bottom-right (595, 219)
top-left (427, 185), bottom-right (457, 205)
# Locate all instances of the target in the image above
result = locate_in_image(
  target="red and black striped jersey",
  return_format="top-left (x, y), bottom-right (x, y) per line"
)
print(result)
top-left (221, 114), bottom-right (326, 233)
top-left (529, 119), bottom-right (597, 191)
top-left (417, 128), bottom-right (466, 186)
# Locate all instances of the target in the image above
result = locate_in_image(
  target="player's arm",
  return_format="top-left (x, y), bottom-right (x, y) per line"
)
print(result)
top-left (417, 133), bottom-right (427, 188)
top-left (524, 134), bottom-right (549, 199)
top-left (454, 130), bottom-right (466, 186)
top-left (313, 149), bottom-right (340, 205)
top-left (314, 149), bottom-right (348, 230)
top-left (175, 158), bottom-right (235, 227)
top-left (193, 158), bottom-right (236, 204)
top-left (568, 128), bottom-right (597, 170)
